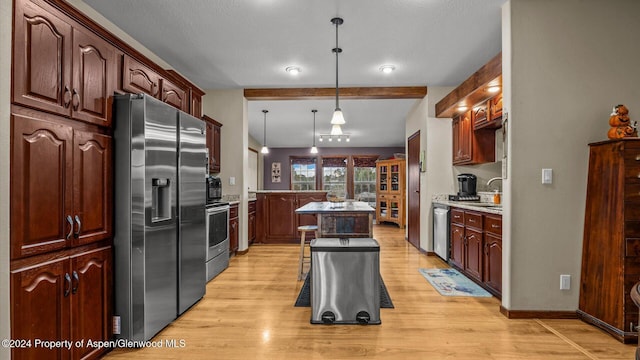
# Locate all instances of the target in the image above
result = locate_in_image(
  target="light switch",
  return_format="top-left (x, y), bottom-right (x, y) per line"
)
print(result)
top-left (542, 168), bottom-right (553, 184)
top-left (560, 274), bottom-right (571, 290)
top-left (229, 177), bottom-right (235, 185)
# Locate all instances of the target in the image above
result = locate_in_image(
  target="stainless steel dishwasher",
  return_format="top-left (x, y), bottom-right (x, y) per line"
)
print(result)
top-left (433, 204), bottom-right (450, 261)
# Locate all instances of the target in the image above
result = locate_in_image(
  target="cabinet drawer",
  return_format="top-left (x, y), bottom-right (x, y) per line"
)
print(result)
top-left (451, 208), bottom-right (464, 225)
top-left (229, 204), bottom-right (239, 219)
top-left (624, 183), bottom-right (640, 202)
top-left (248, 200), bottom-right (256, 213)
top-left (484, 215), bottom-right (502, 236)
top-left (464, 211), bottom-right (483, 229)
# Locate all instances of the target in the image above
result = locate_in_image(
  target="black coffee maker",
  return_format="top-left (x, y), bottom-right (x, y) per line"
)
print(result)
top-left (453, 173), bottom-right (479, 201)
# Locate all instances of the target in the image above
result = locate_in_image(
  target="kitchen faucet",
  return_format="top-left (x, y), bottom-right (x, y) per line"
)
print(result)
top-left (487, 177), bottom-right (502, 187)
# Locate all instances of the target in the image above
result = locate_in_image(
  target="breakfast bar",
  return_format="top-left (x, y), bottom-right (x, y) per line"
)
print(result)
top-left (295, 201), bottom-right (375, 238)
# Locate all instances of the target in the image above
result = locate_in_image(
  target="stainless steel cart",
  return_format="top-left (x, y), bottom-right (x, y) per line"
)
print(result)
top-left (310, 238), bottom-right (380, 325)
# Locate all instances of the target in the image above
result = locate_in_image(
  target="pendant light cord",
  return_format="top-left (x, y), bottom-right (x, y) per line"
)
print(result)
top-left (312, 109), bottom-right (317, 146)
top-left (262, 110), bottom-right (268, 146)
top-left (332, 18), bottom-right (343, 111)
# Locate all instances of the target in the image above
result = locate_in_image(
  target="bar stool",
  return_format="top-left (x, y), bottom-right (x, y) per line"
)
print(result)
top-left (297, 225), bottom-right (319, 280)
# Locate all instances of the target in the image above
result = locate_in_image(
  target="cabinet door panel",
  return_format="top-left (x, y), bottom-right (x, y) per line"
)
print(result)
top-left (484, 233), bottom-right (502, 294)
top-left (122, 55), bottom-right (160, 96)
top-left (72, 131), bottom-right (113, 246)
top-left (72, 28), bottom-right (115, 127)
top-left (465, 227), bottom-right (483, 282)
top-left (11, 115), bottom-right (73, 259)
top-left (266, 195), bottom-right (296, 240)
top-left (248, 212), bottom-right (256, 244)
top-left (11, 258), bottom-right (71, 360)
top-left (70, 247), bottom-right (112, 360)
top-left (161, 78), bottom-right (188, 113)
top-left (13, 0), bottom-right (72, 116)
top-left (229, 217), bottom-right (239, 253)
top-left (450, 223), bottom-right (465, 269)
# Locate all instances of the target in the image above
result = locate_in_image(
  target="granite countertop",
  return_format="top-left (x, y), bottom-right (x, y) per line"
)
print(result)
top-left (433, 199), bottom-right (502, 215)
top-left (295, 201), bottom-right (375, 214)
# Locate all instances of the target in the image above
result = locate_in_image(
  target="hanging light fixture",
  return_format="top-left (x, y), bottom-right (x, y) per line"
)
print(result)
top-left (260, 110), bottom-right (269, 154)
top-left (310, 109), bottom-right (318, 154)
top-left (330, 17), bottom-right (345, 129)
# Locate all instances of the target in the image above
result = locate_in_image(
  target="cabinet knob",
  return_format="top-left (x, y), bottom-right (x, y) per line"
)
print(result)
top-left (64, 273), bottom-right (71, 297)
top-left (63, 85), bottom-right (71, 108)
top-left (66, 215), bottom-right (74, 240)
top-left (72, 271), bottom-right (79, 295)
top-left (74, 215), bottom-right (82, 238)
top-left (71, 88), bottom-right (80, 111)
top-left (491, 224), bottom-right (500, 229)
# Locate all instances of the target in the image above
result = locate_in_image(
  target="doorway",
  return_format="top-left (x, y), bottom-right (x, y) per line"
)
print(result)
top-left (407, 131), bottom-right (421, 249)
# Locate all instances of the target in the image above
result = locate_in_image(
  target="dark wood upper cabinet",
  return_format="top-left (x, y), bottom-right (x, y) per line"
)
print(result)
top-left (13, 0), bottom-right (115, 127)
top-left (452, 109), bottom-right (495, 166)
top-left (160, 77), bottom-right (188, 113)
top-left (11, 113), bottom-right (113, 260)
top-left (203, 115), bottom-right (222, 174)
top-left (122, 55), bottom-right (161, 97)
top-left (191, 89), bottom-right (203, 118)
top-left (13, 0), bottom-right (73, 118)
top-left (71, 27), bottom-right (115, 127)
top-left (489, 92), bottom-right (503, 122)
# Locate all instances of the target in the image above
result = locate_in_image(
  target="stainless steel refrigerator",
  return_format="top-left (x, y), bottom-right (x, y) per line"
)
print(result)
top-left (113, 94), bottom-right (207, 342)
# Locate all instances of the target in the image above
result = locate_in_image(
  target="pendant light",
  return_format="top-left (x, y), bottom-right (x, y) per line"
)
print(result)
top-left (330, 17), bottom-right (345, 129)
top-left (260, 110), bottom-right (269, 154)
top-left (310, 109), bottom-right (318, 154)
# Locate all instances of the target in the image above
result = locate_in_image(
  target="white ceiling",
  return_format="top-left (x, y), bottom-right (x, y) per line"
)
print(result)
top-left (83, 0), bottom-right (506, 147)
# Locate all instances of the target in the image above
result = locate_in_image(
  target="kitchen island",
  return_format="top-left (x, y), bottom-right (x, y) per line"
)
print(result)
top-left (295, 201), bottom-right (375, 238)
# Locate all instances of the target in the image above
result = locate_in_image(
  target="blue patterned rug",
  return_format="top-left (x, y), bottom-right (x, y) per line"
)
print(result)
top-left (419, 268), bottom-right (492, 297)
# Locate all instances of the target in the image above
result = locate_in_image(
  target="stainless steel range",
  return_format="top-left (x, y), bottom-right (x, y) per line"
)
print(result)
top-left (206, 202), bottom-right (230, 281)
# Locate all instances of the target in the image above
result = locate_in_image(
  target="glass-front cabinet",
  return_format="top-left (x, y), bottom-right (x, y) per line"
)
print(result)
top-left (376, 158), bottom-right (406, 228)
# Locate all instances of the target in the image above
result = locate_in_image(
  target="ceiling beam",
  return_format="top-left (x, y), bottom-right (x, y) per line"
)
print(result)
top-left (435, 53), bottom-right (502, 118)
top-left (244, 86), bottom-right (427, 100)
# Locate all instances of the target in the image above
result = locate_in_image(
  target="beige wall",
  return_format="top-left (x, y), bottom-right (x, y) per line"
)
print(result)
top-left (504, 0), bottom-right (640, 310)
top-left (1, 0), bottom-right (11, 354)
top-left (404, 87), bottom-right (455, 251)
top-left (202, 90), bottom-right (249, 251)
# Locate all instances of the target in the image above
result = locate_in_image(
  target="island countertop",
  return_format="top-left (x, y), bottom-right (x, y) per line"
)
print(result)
top-left (295, 201), bottom-right (375, 214)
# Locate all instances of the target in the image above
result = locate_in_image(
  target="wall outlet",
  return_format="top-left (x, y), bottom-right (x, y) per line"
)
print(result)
top-left (542, 168), bottom-right (553, 184)
top-left (560, 274), bottom-right (571, 290)
top-left (113, 316), bottom-right (121, 335)
top-left (229, 176), bottom-right (235, 185)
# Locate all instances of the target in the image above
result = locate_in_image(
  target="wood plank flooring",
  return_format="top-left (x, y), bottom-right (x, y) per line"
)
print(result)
top-left (105, 224), bottom-right (636, 359)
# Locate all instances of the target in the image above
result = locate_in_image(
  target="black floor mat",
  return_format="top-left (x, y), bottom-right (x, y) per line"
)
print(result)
top-left (294, 273), bottom-right (394, 308)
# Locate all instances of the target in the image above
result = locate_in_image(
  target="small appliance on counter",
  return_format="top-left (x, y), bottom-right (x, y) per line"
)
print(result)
top-left (449, 173), bottom-right (480, 201)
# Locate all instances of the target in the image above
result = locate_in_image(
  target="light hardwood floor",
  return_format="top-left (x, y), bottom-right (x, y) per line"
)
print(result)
top-left (105, 224), bottom-right (636, 359)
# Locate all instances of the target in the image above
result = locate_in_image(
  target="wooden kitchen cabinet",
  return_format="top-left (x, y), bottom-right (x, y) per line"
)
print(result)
top-left (160, 77), bottom-right (189, 113)
top-left (122, 55), bottom-right (161, 97)
top-left (11, 246), bottom-right (112, 360)
top-left (474, 93), bottom-right (503, 130)
top-left (13, 0), bottom-right (116, 127)
top-left (449, 207), bottom-right (502, 298)
top-left (488, 92), bottom-right (503, 124)
top-left (464, 211), bottom-right (484, 282)
top-left (255, 192), bottom-right (327, 244)
top-left (229, 203), bottom-right (239, 254)
top-left (203, 115), bottom-right (222, 174)
top-left (579, 139), bottom-right (640, 343)
top-left (376, 159), bottom-right (406, 228)
top-left (11, 113), bottom-right (113, 259)
top-left (248, 200), bottom-right (256, 245)
top-left (296, 192), bottom-right (325, 238)
top-left (452, 110), bottom-right (495, 165)
top-left (483, 214), bottom-right (503, 295)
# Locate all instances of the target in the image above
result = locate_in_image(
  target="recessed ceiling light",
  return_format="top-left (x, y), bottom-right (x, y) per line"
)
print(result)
top-left (457, 104), bottom-right (468, 111)
top-left (379, 65), bottom-right (396, 74)
top-left (285, 66), bottom-right (301, 75)
top-left (487, 85), bottom-right (501, 93)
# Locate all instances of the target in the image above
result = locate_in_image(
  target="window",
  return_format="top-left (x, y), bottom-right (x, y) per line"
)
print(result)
top-left (291, 157), bottom-right (316, 190)
top-left (322, 156), bottom-right (347, 198)
top-left (353, 156), bottom-right (377, 207)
